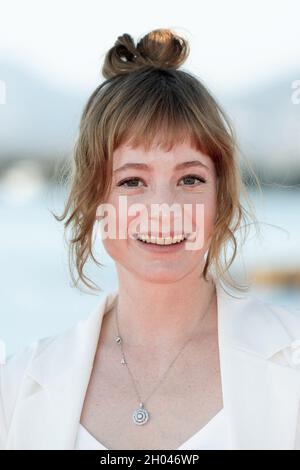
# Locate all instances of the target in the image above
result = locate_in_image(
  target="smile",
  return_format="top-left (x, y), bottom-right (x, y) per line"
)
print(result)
top-left (134, 234), bottom-right (188, 253)
top-left (136, 234), bottom-right (187, 245)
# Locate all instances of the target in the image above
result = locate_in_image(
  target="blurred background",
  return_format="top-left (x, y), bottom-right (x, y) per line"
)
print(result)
top-left (0, 0), bottom-right (299, 357)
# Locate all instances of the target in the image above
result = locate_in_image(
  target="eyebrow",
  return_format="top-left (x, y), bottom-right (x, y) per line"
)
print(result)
top-left (114, 160), bottom-right (209, 174)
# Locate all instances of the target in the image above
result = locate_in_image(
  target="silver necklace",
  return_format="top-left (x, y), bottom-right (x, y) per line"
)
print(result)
top-left (114, 283), bottom-right (216, 426)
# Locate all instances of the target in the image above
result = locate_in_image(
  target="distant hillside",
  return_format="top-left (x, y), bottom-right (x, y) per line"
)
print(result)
top-left (220, 71), bottom-right (300, 177)
top-left (0, 60), bottom-right (300, 182)
top-left (0, 60), bottom-right (87, 159)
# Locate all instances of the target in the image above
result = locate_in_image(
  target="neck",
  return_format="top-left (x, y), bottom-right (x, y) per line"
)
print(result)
top-left (109, 267), bottom-right (217, 352)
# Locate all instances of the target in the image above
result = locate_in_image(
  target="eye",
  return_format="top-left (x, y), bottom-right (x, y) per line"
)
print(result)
top-left (117, 177), bottom-right (145, 188)
top-left (178, 174), bottom-right (207, 186)
top-left (116, 174), bottom-right (207, 189)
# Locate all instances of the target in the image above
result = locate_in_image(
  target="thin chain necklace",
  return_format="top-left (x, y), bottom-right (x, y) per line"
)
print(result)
top-left (114, 283), bottom-right (216, 426)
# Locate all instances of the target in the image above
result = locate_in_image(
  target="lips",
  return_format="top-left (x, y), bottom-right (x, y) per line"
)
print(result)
top-left (133, 233), bottom-right (189, 239)
top-left (138, 237), bottom-right (186, 245)
top-left (135, 234), bottom-right (187, 246)
top-left (135, 236), bottom-right (188, 253)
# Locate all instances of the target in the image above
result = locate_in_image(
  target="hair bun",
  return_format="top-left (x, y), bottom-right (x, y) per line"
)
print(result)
top-left (102, 28), bottom-right (190, 79)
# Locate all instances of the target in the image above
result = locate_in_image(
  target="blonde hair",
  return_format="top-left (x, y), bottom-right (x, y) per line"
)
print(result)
top-left (53, 28), bottom-right (260, 293)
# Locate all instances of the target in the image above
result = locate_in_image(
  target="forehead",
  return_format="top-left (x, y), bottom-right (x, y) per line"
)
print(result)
top-left (113, 140), bottom-right (214, 170)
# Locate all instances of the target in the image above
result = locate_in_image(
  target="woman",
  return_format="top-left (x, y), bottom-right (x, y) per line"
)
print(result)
top-left (1, 28), bottom-right (300, 451)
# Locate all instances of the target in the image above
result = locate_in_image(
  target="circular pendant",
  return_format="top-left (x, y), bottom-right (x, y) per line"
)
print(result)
top-left (132, 405), bottom-right (150, 425)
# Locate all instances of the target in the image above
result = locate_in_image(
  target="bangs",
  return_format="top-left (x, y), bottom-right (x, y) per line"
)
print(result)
top-left (107, 70), bottom-right (213, 156)
top-left (117, 120), bottom-right (206, 155)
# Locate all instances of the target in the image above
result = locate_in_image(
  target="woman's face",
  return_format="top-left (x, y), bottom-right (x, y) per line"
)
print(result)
top-left (97, 138), bottom-right (218, 283)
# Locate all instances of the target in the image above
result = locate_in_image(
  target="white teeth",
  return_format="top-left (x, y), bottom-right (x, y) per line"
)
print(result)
top-left (137, 234), bottom-right (186, 245)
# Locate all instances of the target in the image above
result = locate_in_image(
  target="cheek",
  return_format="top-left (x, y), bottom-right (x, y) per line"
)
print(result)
top-left (203, 194), bottom-right (217, 246)
top-left (190, 193), bottom-right (217, 249)
top-left (204, 196), bottom-right (217, 228)
top-left (99, 199), bottom-right (139, 258)
top-left (104, 193), bottom-right (142, 236)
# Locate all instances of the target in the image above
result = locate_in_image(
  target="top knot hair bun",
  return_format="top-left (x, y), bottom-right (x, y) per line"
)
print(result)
top-left (102, 28), bottom-right (190, 79)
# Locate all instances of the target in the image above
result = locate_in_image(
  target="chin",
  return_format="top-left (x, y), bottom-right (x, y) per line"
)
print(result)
top-left (132, 266), bottom-right (193, 284)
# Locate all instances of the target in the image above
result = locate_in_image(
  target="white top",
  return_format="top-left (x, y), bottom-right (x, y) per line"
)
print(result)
top-left (75, 407), bottom-right (229, 450)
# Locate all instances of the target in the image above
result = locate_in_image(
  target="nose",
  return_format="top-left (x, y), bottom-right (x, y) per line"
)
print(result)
top-left (142, 189), bottom-right (186, 238)
top-left (147, 182), bottom-right (176, 207)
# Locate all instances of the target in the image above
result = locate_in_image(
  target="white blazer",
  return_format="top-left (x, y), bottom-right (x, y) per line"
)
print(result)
top-left (1, 279), bottom-right (300, 450)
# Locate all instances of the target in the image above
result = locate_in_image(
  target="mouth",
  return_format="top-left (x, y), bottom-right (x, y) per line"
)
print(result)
top-left (133, 234), bottom-right (189, 253)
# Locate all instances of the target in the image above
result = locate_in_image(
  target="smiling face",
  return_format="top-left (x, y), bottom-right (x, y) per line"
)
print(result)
top-left (98, 137), bottom-right (218, 284)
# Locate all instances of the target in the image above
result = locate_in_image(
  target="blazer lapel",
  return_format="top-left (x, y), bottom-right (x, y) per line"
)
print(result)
top-left (6, 280), bottom-right (300, 449)
top-left (216, 281), bottom-right (300, 449)
top-left (6, 291), bottom-right (118, 450)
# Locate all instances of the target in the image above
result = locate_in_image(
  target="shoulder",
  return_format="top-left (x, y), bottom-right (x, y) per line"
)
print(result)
top-left (0, 326), bottom-right (80, 450)
top-left (224, 283), bottom-right (300, 335)
top-left (245, 293), bottom-right (300, 366)
top-left (217, 281), bottom-right (300, 366)
top-left (260, 298), bottom-right (300, 366)
top-left (248, 293), bottom-right (300, 336)
top-left (0, 290), bottom-right (117, 393)
top-left (0, 319), bottom-right (85, 411)
top-left (0, 291), bottom-right (117, 447)
top-left (0, 336), bottom-right (53, 443)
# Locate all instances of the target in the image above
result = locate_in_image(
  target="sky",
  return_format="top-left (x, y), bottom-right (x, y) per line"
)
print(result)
top-left (0, 0), bottom-right (299, 95)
